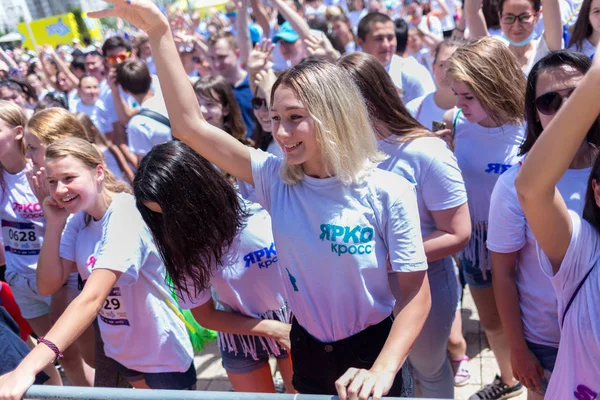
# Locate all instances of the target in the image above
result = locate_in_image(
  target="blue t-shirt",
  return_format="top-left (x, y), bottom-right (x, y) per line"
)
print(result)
top-left (233, 75), bottom-right (256, 137)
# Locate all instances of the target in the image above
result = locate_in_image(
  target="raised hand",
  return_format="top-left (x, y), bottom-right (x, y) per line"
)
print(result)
top-left (247, 39), bottom-right (274, 73)
top-left (25, 163), bottom-right (49, 204)
top-left (304, 33), bottom-right (340, 62)
top-left (88, 0), bottom-right (169, 37)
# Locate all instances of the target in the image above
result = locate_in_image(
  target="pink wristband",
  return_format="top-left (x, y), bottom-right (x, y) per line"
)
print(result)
top-left (38, 337), bottom-right (63, 361)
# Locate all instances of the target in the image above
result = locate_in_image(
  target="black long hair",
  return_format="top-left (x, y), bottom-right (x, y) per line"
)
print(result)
top-left (133, 141), bottom-right (248, 297)
top-left (521, 50), bottom-right (600, 155)
top-left (583, 155), bottom-right (600, 232)
top-left (568, 0), bottom-right (595, 52)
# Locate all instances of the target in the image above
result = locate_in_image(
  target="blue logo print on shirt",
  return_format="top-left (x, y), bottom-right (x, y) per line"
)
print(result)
top-left (243, 242), bottom-right (277, 269)
top-left (286, 268), bottom-right (299, 292)
top-left (319, 224), bottom-right (374, 256)
top-left (485, 163), bottom-right (512, 174)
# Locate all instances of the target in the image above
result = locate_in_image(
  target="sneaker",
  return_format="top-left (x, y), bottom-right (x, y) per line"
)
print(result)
top-left (469, 375), bottom-right (524, 400)
top-left (451, 356), bottom-right (471, 386)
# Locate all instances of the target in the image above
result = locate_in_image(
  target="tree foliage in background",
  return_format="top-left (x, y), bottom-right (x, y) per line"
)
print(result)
top-left (70, 7), bottom-right (92, 42)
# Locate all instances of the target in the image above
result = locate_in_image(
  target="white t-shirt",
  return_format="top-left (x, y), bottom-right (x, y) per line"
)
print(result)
top-left (59, 193), bottom-right (193, 373)
top-left (522, 37), bottom-right (551, 76)
top-left (406, 93), bottom-right (455, 131)
top-left (416, 15), bottom-right (443, 39)
top-left (386, 54), bottom-right (435, 104)
top-left (0, 169), bottom-right (44, 277)
top-left (101, 75), bottom-right (162, 125)
top-left (179, 200), bottom-right (289, 358)
top-left (569, 38), bottom-right (596, 58)
top-left (378, 137), bottom-right (466, 239)
top-left (249, 148), bottom-right (428, 342)
top-left (452, 110), bottom-right (525, 266)
top-left (70, 99), bottom-right (112, 135)
top-left (101, 147), bottom-right (126, 183)
top-left (487, 162), bottom-right (590, 347)
top-left (537, 211), bottom-right (600, 398)
top-left (127, 92), bottom-right (172, 156)
top-left (431, 0), bottom-right (457, 31)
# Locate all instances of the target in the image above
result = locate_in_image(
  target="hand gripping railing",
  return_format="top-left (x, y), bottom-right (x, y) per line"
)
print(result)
top-left (24, 386), bottom-right (425, 400)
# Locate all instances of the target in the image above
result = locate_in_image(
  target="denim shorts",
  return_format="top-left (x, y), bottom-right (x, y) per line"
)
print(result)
top-left (220, 333), bottom-right (289, 374)
top-left (111, 358), bottom-right (197, 389)
top-left (526, 340), bottom-right (558, 372)
top-left (460, 253), bottom-right (493, 289)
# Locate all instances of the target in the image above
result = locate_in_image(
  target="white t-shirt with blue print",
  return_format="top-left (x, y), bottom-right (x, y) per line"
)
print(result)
top-left (178, 200), bottom-right (289, 359)
top-left (249, 148), bottom-right (428, 342)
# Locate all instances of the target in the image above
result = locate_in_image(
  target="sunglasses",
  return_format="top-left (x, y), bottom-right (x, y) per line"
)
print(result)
top-left (535, 88), bottom-right (576, 116)
top-left (251, 97), bottom-right (267, 110)
top-left (107, 52), bottom-right (130, 65)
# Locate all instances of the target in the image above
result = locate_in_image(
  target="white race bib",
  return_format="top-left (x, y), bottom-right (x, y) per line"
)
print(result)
top-left (2, 220), bottom-right (41, 256)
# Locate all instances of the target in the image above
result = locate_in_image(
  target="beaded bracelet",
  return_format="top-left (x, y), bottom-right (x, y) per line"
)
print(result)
top-left (38, 337), bottom-right (63, 362)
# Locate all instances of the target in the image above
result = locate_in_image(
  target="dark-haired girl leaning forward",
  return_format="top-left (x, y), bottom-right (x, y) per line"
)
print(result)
top-left (0, 137), bottom-right (196, 399)
top-left (515, 40), bottom-right (600, 399)
top-left (134, 140), bottom-right (294, 393)
top-left (89, 2), bottom-right (432, 399)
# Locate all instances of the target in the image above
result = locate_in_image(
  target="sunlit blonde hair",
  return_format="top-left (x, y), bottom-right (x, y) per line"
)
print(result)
top-left (0, 100), bottom-right (27, 157)
top-left (445, 37), bottom-right (525, 126)
top-left (45, 137), bottom-right (131, 197)
top-left (0, 100), bottom-right (28, 192)
top-left (26, 107), bottom-right (91, 145)
top-left (270, 60), bottom-right (385, 185)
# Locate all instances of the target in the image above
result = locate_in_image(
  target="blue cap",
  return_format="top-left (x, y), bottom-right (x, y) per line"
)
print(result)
top-left (249, 25), bottom-right (261, 44)
top-left (273, 22), bottom-right (299, 43)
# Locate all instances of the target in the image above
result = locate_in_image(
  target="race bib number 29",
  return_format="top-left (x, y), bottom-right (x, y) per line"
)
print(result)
top-left (2, 220), bottom-right (41, 256)
top-left (99, 287), bottom-right (130, 327)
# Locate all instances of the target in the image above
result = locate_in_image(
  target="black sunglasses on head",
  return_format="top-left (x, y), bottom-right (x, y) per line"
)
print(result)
top-left (535, 88), bottom-right (576, 116)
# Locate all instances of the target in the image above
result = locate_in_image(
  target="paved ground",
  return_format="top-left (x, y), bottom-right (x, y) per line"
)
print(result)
top-left (193, 286), bottom-right (528, 399)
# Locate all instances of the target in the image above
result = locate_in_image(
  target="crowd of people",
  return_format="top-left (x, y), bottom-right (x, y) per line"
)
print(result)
top-left (0, 0), bottom-right (598, 398)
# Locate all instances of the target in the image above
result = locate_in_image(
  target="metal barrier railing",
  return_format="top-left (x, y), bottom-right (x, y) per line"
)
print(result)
top-left (25, 385), bottom-right (427, 400)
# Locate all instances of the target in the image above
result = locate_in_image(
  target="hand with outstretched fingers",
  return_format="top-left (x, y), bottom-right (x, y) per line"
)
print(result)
top-left (335, 367), bottom-right (395, 400)
top-left (247, 39), bottom-right (274, 73)
top-left (25, 163), bottom-right (49, 204)
top-left (88, 0), bottom-right (169, 37)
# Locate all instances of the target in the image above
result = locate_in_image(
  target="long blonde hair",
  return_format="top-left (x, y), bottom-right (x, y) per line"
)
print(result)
top-left (270, 60), bottom-right (385, 185)
top-left (0, 100), bottom-right (28, 193)
top-left (45, 137), bottom-right (132, 197)
top-left (26, 107), bottom-right (91, 145)
top-left (445, 37), bottom-right (525, 126)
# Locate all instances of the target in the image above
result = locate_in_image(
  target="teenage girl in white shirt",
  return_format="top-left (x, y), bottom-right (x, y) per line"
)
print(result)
top-left (567, 0), bottom-right (600, 58)
top-left (489, 50), bottom-right (599, 399)
top-left (338, 51), bottom-right (470, 399)
top-left (515, 39), bottom-right (600, 400)
top-left (134, 140), bottom-right (293, 393)
top-left (464, 0), bottom-right (563, 74)
top-left (0, 137), bottom-right (196, 398)
top-left (90, 2), bottom-right (432, 399)
top-left (406, 39), bottom-right (461, 131)
top-left (443, 36), bottom-right (527, 399)
top-left (0, 104), bottom-right (94, 388)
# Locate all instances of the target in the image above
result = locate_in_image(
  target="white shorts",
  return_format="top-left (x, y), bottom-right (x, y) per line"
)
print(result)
top-left (5, 271), bottom-right (80, 320)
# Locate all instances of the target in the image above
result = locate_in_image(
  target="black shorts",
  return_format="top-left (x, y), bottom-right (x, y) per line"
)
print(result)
top-left (290, 316), bottom-right (413, 396)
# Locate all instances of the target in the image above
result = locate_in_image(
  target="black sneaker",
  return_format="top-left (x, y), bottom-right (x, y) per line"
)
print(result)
top-left (468, 375), bottom-right (524, 399)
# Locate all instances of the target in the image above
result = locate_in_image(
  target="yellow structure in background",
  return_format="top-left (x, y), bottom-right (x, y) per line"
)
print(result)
top-left (17, 13), bottom-right (102, 50)
top-left (168, 0), bottom-right (229, 17)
